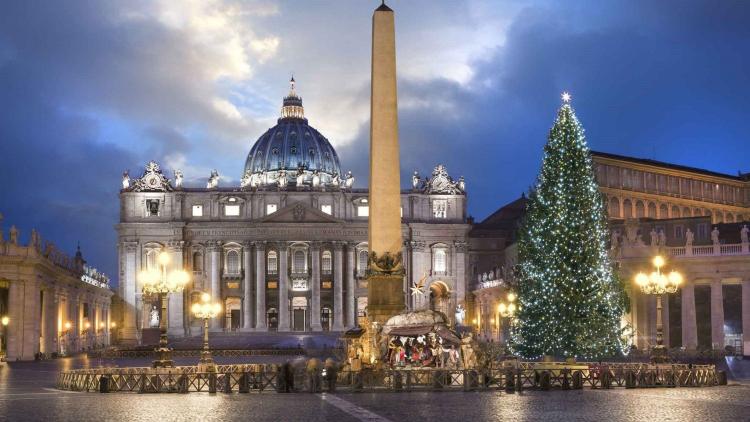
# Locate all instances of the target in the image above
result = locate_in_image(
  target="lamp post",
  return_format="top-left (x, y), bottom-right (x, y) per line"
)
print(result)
top-left (634, 255), bottom-right (683, 363)
top-left (139, 251), bottom-right (189, 368)
top-left (1, 316), bottom-right (8, 360)
top-left (59, 321), bottom-right (72, 356)
top-left (496, 292), bottom-right (517, 348)
top-left (191, 293), bottom-right (221, 371)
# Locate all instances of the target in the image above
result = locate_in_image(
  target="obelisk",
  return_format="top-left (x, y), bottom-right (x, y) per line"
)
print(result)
top-left (367, 1), bottom-right (405, 325)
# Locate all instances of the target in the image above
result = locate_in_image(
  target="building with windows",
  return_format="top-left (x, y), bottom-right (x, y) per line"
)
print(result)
top-left (472, 152), bottom-right (750, 355)
top-left (0, 224), bottom-right (113, 360)
top-left (116, 80), bottom-right (470, 344)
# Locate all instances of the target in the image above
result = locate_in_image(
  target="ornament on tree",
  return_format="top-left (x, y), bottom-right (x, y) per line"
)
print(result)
top-left (511, 92), bottom-right (628, 359)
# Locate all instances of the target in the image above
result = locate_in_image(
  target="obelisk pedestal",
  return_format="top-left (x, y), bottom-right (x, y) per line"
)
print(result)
top-left (366, 1), bottom-right (405, 327)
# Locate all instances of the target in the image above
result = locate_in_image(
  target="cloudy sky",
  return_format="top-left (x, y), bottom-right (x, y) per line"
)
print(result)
top-left (1, 0), bottom-right (749, 281)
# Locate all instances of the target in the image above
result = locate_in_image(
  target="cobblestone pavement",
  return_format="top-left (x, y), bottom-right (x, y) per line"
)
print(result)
top-left (1, 356), bottom-right (749, 422)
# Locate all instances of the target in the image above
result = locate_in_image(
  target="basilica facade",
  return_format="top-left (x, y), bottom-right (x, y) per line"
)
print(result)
top-left (117, 81), bottom-right (470, 344)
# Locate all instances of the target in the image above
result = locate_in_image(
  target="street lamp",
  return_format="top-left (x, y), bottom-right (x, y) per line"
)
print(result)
top-left (496, 292), bottom-right (517, 348)
top-left (191, 293), bottom-right (222, 370)
top-left (1, 316), bottom-right (8, 359)
top-left (139, 251), bottom-right (190, 368)
top-left (59, 321), bottom-right (72, 355)
top-left (634, 255), bottom-right (683, 363)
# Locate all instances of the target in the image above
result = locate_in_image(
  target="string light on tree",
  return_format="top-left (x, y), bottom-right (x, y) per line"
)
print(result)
top-left (510, 91), bottom-right (628, 359)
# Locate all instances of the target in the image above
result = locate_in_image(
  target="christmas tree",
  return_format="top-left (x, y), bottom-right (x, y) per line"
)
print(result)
top-left (512, 93), bottom-right (628, 359)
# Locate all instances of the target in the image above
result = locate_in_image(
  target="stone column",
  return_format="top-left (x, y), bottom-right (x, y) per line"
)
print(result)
top-left (168, 241), bottom-right (185, 336)
top-left (662, 293), bottom-right (671, 348)
top-left (681, 282), bottom-right (698, 349)
top-left (454, 241), bottom-right (467, 305)
top-left (710, 279), bottom-right (725, 349)
top-left (242, 242), bottom-right (254, 331)
top-left (742, 280), bottom-right (750, 357)
top-left (278, 243), bottom-right (290, 331)
top-left (333, 242), bottom-right (345, 331)
top-left (346, 243), bottom-right (356, 328)
top-left (208, 242), bottom-right (221, 330)
top-left (255, 242), bottom-right (267, 331)
top-left (310, 243), bottom-right (322, 331)
top-left (120, 242), bottom-right (139, 345)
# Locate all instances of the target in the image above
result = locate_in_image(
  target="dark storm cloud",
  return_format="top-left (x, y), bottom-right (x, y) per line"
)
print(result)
top-left (1, 0), bottom-right (749, 283)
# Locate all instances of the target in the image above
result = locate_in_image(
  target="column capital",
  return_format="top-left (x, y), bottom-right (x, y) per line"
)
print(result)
top-left (167, 240), bottom-right (185, 252)
top-left (453, 240), bottom-right (468, 253)
top-left (252, 240), bottom-right (267, 251)
top-left (205, 241), bottom-right (223, 252)
top-left (409, 240), bottom-right (426, 252)
top-left (275, 241), bottom-right (289, 252)
top-left (332, 241), bottom-right (345, 251)
top-left (242, 240), bottom-right (253, 249)
top-left (310, 241), bottom-right (323, 251)
top-left (123, 241), bottom-right (138, 253)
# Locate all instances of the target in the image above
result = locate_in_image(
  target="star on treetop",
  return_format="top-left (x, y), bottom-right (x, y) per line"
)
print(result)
top-left (561, 91), bottom-right (572, 103)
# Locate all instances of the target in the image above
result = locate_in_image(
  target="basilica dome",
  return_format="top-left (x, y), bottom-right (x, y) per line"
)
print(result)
top-left (242, 78), bottom-right (342, 188)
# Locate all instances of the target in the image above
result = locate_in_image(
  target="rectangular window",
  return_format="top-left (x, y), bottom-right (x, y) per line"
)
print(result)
top-left (224, 204), bottom-right (240, 216)
top-left (192, 205), bottom-right (203, 217)
top-left (266, 204), bottom-right (278, 215)
top-left (357, 206), bottom-right (369, 217)
top-left (321, 204), bottom-right (332, 215)
top-left (674, 225), bottom-right (684, 239)
top-left (697, 223), bottom-right (708, 239)
top-left (146, 199), bottom-right (160, 217)
top-left (432, 199), bottom-right (447, 218)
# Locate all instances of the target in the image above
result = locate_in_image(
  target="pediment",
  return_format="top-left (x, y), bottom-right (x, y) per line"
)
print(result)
top-left (258, 201), bottom-right (342, 224)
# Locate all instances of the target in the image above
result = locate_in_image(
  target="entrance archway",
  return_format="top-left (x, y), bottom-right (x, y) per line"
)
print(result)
top-left (224, 297), bottom-right (241, 331)
top-left (292, 297), bottom-right (308, 331)
top-left (429, 281), bottom-right (451, 318)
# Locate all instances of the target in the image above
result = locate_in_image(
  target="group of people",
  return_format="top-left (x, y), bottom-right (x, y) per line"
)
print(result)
top-left (385, 335), bottom-right (461, 368)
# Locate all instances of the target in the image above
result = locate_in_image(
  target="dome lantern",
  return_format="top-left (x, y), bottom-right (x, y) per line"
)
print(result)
top-left (280, 76), bottom-right (305, 120)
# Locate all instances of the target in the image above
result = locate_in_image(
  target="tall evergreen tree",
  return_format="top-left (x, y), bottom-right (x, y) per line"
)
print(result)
top-left (512, 94), bottom-right (628, 359)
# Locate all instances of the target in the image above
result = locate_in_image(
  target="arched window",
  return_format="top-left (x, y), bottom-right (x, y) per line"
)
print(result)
top-left (322, 251), bottom-right (332, 274)
top-left (226, 250), bottom-right (240, 276)
top-left (145, 249), bottom-right (159, 270)
top-left (293, 250), bottom-right (306, 273)
top-left (358, 250), bottom-right (369, 276)
top-left (193, 252), bottom-right (203, 273)
top-left (433, 249), bottom-right (447, 274)
top-left (267, 251), bottom-right (278, 275)
top-left (608, 197), bottom-right (620, 218)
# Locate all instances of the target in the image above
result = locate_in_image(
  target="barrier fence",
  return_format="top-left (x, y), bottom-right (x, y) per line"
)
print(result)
top-left (87, 349), bottom-right (306, 359)
top-left (56, 362), bottom-right (723, 394)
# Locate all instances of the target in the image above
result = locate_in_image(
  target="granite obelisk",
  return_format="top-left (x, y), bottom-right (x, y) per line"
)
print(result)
top-left (367, 1), bottom-right (405, 325)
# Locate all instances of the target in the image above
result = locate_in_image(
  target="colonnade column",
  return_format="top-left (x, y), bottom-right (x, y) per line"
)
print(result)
top-left (208, 242), bottom-right (221, 331)
top-left (277, 243), bottom-right (290, 331)
top-left (120, 242), bottom-right (138, 344)
top-left (242, 242), bottom-right (254, 331)
top-left (662, 294), bottom-right (670, 348)
top-left (710, 279), bottom-right (725, 349)
top-left (254, 242), bottom-right (267, 331)
top-left (333, 242), bottom-right (344, 331)
top-left (167, 241), bottom-right (185, 337)
top-left (681, 281), bottom-right (698, 349)
top-left (310, 243), bottom-right (322, 331)
top-left (742, 280), bottom-right (750, 356)
top-left (454, 241), bottom-right (467, 306)
top-left (346, 243), bottom-right (356, 328)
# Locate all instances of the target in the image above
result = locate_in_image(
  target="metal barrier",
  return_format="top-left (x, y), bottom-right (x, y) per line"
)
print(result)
top-left (57, 362), bottom-right (719, 394)
top-left (87, 349), bottom-right (305, 359)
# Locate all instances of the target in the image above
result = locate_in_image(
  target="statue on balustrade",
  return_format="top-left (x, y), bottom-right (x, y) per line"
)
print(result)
top-left (649, 228), bottom-right (658, 247)
top-left (741, 225), bottom-right (749, 244)
top-left (685, 228), bottom-right (694, 246)
top-left (658, 229), bottom-right (666, 247)
top-left (711, 227), bottom-right (720, 245)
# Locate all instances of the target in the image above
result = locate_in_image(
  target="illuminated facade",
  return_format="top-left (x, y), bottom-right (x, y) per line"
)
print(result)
top-left (0, 224), bottom-right (112, 360)
top-left (117, 81), bottom-right (470, 344)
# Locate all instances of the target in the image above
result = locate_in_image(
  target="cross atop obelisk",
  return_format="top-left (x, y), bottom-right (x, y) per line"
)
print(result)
top-left (366, 1), bottom-right (405, 324)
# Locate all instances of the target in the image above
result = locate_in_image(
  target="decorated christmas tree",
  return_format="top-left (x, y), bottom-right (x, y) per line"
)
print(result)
top-left (512, 93), bottom-right (628, 359)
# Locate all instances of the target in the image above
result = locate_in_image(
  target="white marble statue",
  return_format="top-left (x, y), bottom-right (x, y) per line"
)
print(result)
top-left (207, 170), bottom-right (220, 189)
top-left (9, 225), bottom-right (18, 245)
top-left (122, 171), bottom-right (130, 190)
top-left (455, 305), bottom-right (466, 326)
top-left (711, 227), bottom-right (720, 245)
top-left (344, 171), bottom-right (354, 189)
top-left (685, 228), bottom-right (694, 246)
top-left (611, 230), bottom-right (620, 250)
top-left (412, 170), bottom-right (420, 190)
top-left (649, 228), bottom-right (658, 247)
top-left (457, 176), bottom-right (465, 192)
top-left (658, 229), bottom-right (666, 247)
top-left (250, 172), bottom-right (261, 188)
top-left (331, 173), bottom-right (341, 188)
top-left (741, 225), bottom-right (749, 244)
top-left (311, 170), bottom-right (321, 189)
top-left (277, 170), bottom-right (288, 189)
top-left (174, 169), bottom-right (183, 188)
top-left (296, 168), bottom-right (306, 189)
